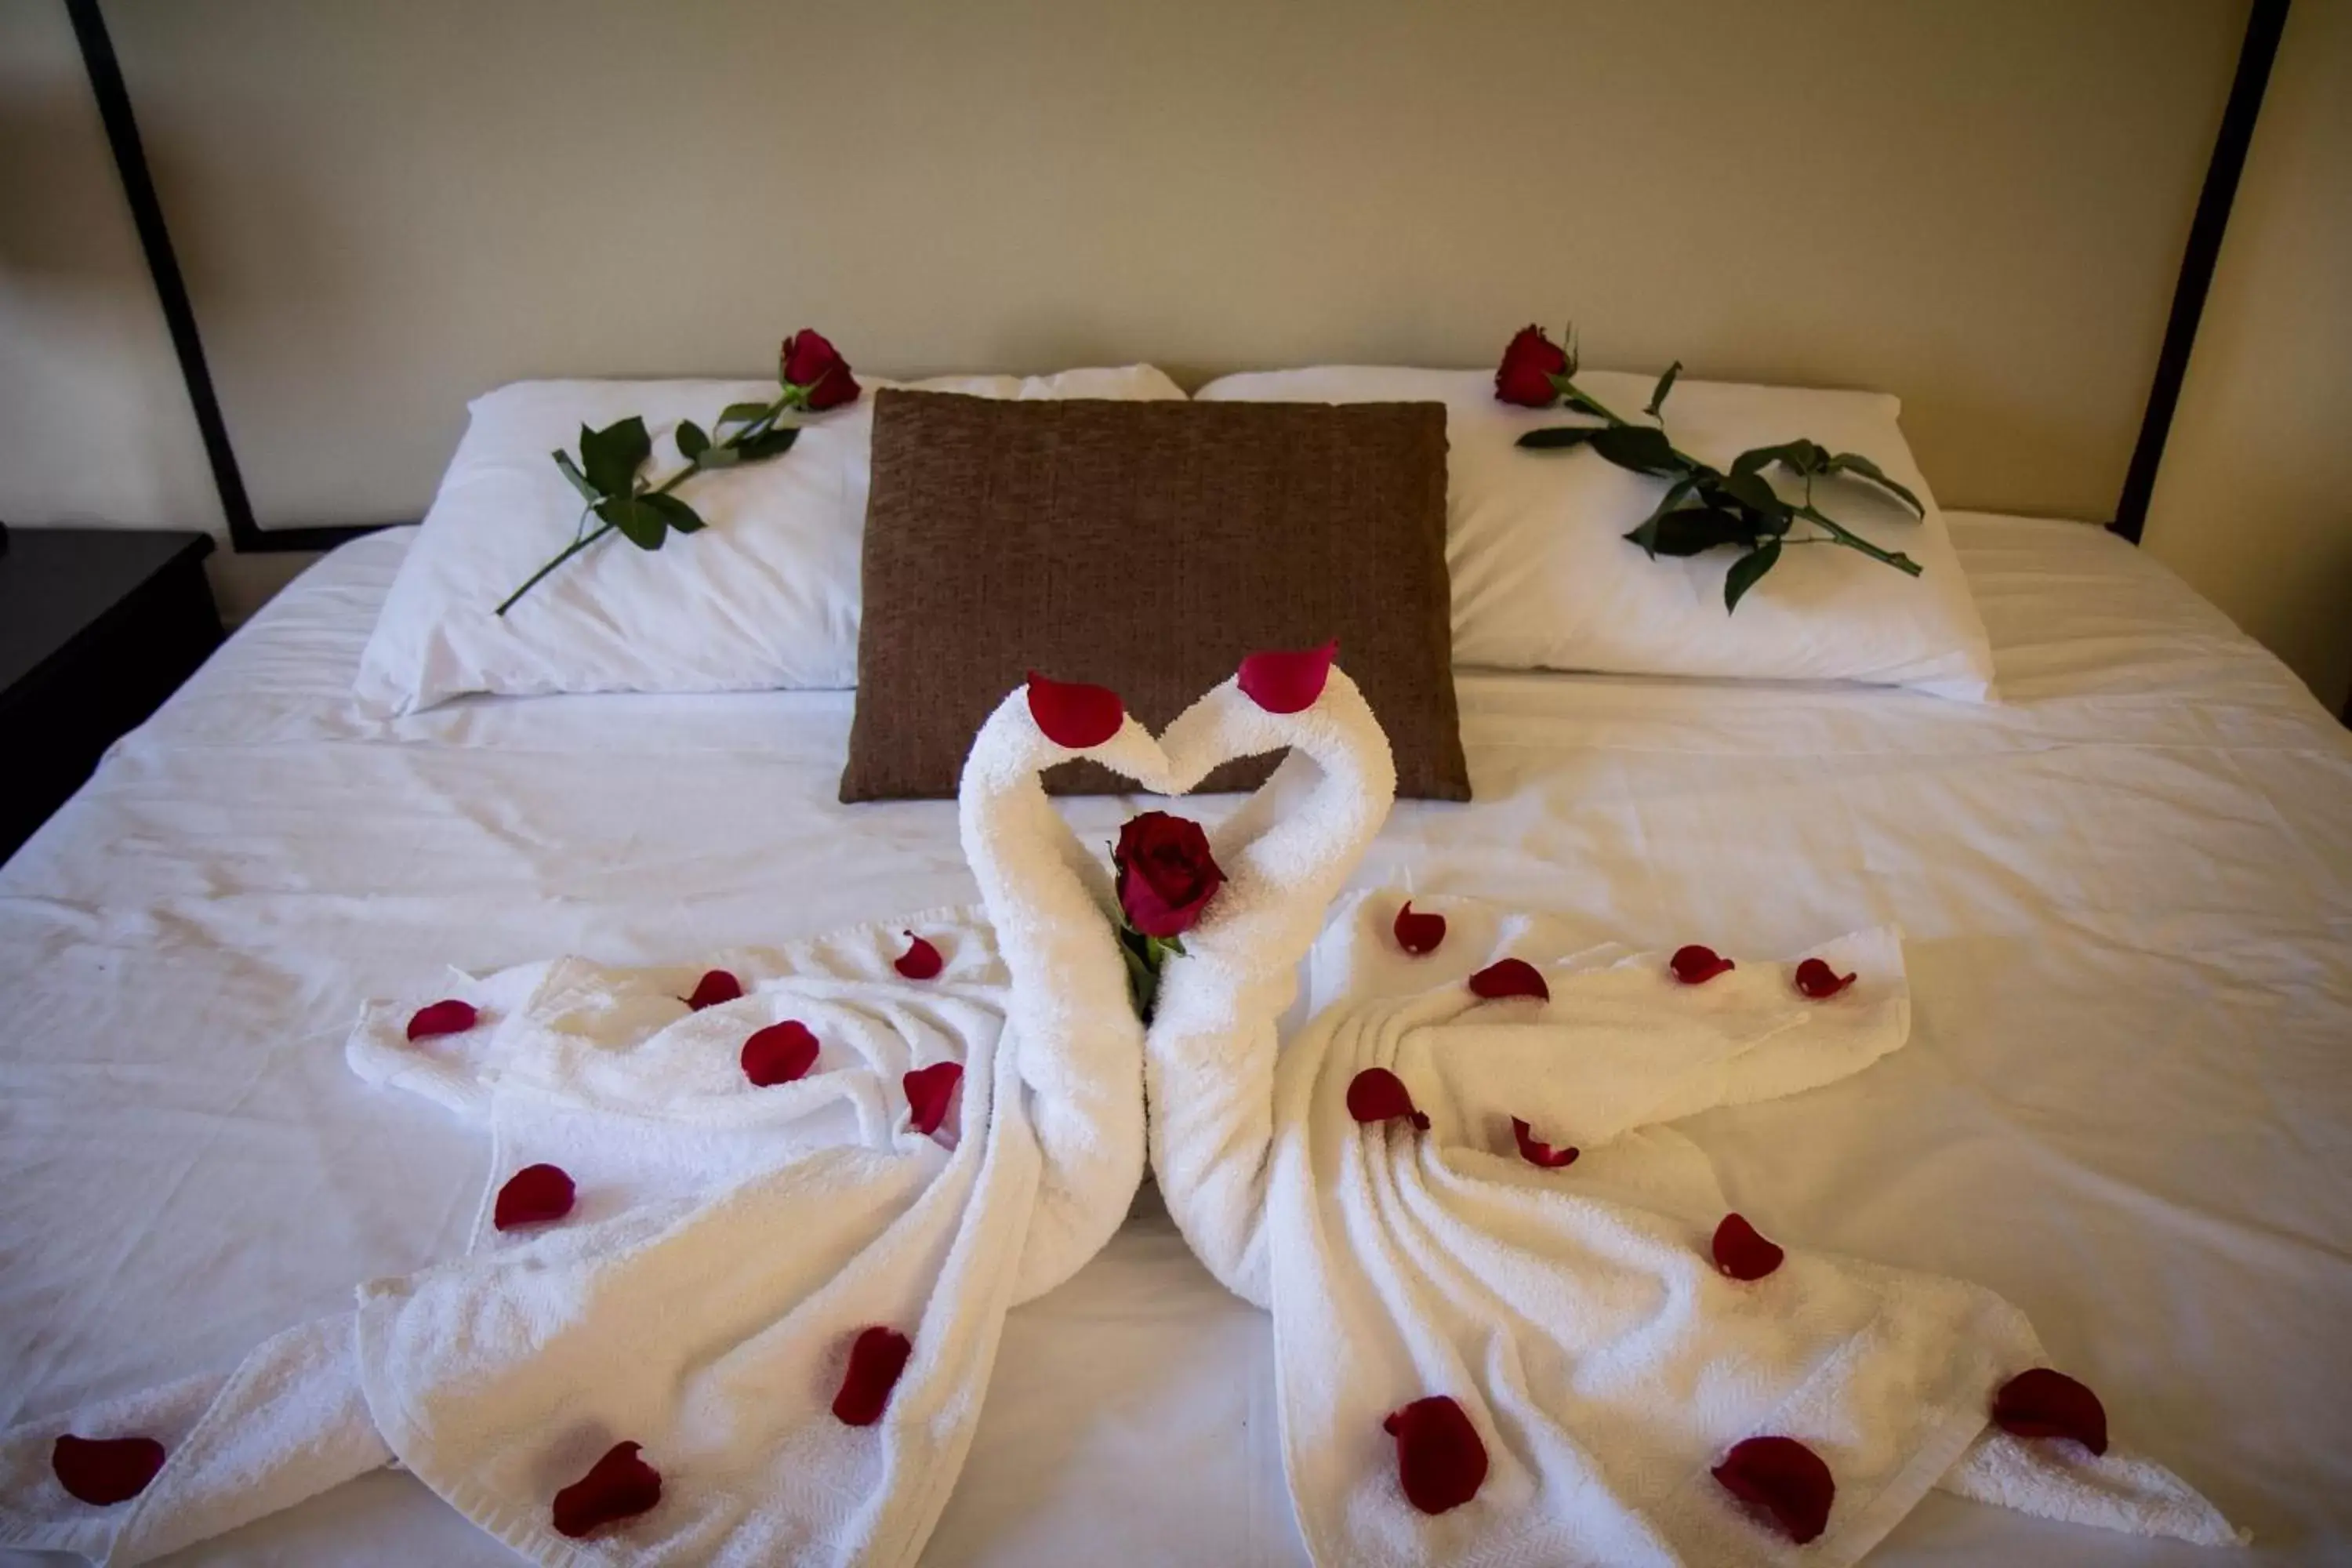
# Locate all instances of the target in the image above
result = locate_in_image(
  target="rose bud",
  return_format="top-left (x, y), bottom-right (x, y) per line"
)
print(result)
top-left (779, 329), bottom-right (860, 410)
top-left (1113, 811), bottom-right (1226, 939)
top-left (1495, 325), bottom-right (1570, 407)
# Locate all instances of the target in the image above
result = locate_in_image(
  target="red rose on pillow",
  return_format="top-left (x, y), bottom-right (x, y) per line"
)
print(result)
top-left (1113, 811), bottom-right (1225, 938)
top-left (1494, 325), bottom-right (1570, 407)
top-left (780, 328), bottom-right (859, 411)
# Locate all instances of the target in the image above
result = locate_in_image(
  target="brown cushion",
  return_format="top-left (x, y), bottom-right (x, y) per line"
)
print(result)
top-left (842, 390), bottom-right (1468, 802)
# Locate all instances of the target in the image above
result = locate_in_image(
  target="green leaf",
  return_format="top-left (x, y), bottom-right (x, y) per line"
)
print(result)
top-left (1711, 468), bottom-right (1789, 522)
top-left (696, 444), bottom-right (742, 470)
top-left (610, 416), bottom-right (653, 463)
top-left (1119, 938), bottom-right (1159, 1022)
top-left (1724, 537), bottom-right (1782, 612)
top-left (676, 419), bottom-right (710, 461)
top-left (1644, 360), bottom-right (1682, 419)
top-left (733, 426), bottom-right (802, 463)
top-left (1588, 423), bottom-right (1685, 477)
top-left (1823, 451), bottom-right (1923, 516)
top-left (717, 401), bottom-right (774, 427)
top-left (594, 494), bottom-right (668, 550)
top-left (1733, 439), bottom-right (1827, 479)
top-left (578, 416), bottom-right (652, 498)
top-left (638, 491), bottom-right (702, 534)
top-left (1516, 425), bottom-right (1606, 451)
top-left (1646, 506), bottom-right (1758, 557)
top-left (550, 449), bottom-right (600, 503)
top-left (1624, 474), bottom-right (1699, 557)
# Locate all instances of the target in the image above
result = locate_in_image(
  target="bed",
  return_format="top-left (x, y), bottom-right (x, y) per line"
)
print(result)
top-left (2, 511), bottom-right (2347, 1565)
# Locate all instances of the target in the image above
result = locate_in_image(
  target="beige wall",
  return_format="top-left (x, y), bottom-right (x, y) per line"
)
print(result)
top-left (12, 1), bottom-right (2244, 521)
top-left (2144, 0), bottom-right (2352, 714)
top-left (9, 0), bottom-right (2333, 700)
top-left (0, 0), bottom-right (305, 618)
top-left (0, 1), bottom-right (209, 528)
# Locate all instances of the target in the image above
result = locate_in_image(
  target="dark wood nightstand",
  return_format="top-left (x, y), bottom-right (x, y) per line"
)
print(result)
top-left (0, 524), bottom-right (224, 862)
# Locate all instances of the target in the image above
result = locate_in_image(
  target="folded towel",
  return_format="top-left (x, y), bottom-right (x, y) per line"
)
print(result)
top-left (1266, 900), bottom-right (2241, 1563)
top-left (0, 1314), bottom-right (387, 1566)
top-left (0, 679), bottom-right (1151, 1566)
top-left (1132, 662), bottom-right (2239, 1561)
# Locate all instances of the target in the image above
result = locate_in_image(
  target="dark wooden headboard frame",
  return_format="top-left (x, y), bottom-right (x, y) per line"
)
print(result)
top-left (2111, 0), bottom-right (2290, 545)
top-left (66, 0), bottom-right (2288, 556)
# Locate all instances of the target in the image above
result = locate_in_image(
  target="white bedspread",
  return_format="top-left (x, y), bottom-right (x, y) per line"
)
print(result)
top-left (2, 514), bottom-right (2347, 1565)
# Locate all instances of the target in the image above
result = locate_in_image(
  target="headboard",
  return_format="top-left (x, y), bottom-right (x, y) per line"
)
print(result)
top-left (74, 0), bottom-right (2260, 546)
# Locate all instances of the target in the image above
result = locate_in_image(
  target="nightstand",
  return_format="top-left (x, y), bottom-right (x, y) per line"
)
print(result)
top-left (0, 524), bottom-right (224, 862)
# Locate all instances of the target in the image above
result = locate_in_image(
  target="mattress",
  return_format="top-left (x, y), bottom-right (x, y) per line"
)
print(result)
top-left (1, 514), bottom-right (2346, 1566)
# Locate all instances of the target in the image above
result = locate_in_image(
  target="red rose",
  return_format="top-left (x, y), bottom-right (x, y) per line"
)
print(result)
top-left (1494, 325), bottom-right (1569, 407)
top-left (1113, 811), bottom-right (1225, 938)
top-left (779, 328), bottom-right (841, 386)
top-left (780, 328), bottom-right (859, 410)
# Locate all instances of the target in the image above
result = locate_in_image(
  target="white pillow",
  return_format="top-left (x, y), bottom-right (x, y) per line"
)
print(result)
top-left (1195, 367), bottom-right (1996, 699)
top-left (355, 367), bottom-right (1188, 713)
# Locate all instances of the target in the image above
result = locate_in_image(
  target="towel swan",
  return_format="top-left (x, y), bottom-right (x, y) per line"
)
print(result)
top-left (0, 678), bottom-right (1157, 1566)
top-left (1122, 661), bottom-right (2242, 1563)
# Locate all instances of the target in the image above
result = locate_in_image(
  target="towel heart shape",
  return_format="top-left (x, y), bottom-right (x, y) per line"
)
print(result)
top-left (1007, 645), bottom-right (1393, 966)
top-left (1022, 644), bottom-right (1338, 797)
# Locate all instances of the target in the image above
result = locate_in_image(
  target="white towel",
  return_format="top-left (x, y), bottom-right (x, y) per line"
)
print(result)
top-left (0, 680), bottom-right (1152, 1566)
top-left (1140, 668), bottom-right (1401, 1309)
top-left (0, 1313), bottom-right (388, 1566)
top-left (1132, 670), bottom-right (2240, 1560)
top-left (1273, 901), bottom-right (2241, 1563)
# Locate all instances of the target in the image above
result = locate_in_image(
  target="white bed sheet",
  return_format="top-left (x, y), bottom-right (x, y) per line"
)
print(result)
top-left (2, 514), bottom-right (2347, 1566)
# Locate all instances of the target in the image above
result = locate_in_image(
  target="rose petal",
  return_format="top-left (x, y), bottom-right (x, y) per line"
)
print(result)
top-left (832, 1326), bottom-right (914, 1426)
top-left (1992, 1368), bottom-right (2110, 1456)
top-left (1671, 945), bottom-right (1736, 984)
top-left (551, 1440), bottom-right (662, 1539)
top-left (1794, 957), bottom-right (1857, 1000)
top-left (1468, 958), bottom-right (1550, 1002)
top-left (1382, 1396), bottom-right (1488, 1514)
top-left (904, 1061), bottom-right (963, 1135)
top-left (1393, 901), bottom-right (1447, 956)
top-left (50, 1435), bottom-right (165, 1506)
top-left (685, 969), bottom-right (742, 1011)
top-left (405, 999), bottom-right (477, 1041)
top-left (1345, 1067), bottom-right (1429, 1131)
top-left (1712, 1435), bottom-right (1835, 1544)
top-left (895, 932), bottom-right (944, 981)
top-left (1711, 1212), bottom-right (1784, 1280)
top-left (1512, 1116), bottom-right (1580, 1169)
top-left (1025, 670), bottom-right (1125, 749)
top-left (1236, 639), bottom-right (1338, 714)
top-left (742, 1020), bottom-right (820, 1087)
top-left (492, 1163), bottom-right (576, 1231)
